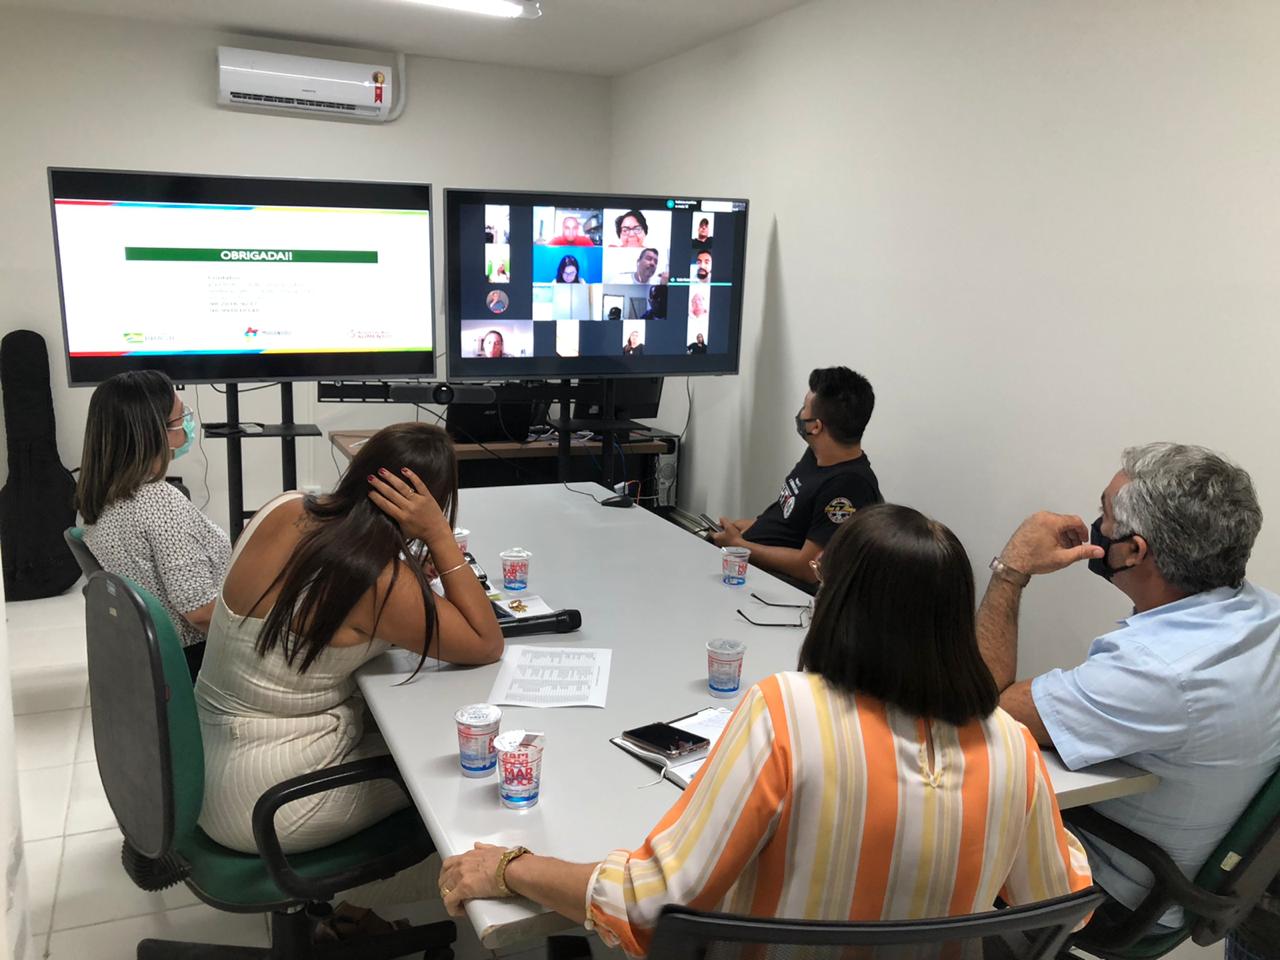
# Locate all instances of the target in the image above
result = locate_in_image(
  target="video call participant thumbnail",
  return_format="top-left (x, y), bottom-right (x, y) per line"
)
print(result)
top-left (642, 285), bottom-right (667, 320)
top-left (548, 214), bottom-right (594, 247)
top-left (714, 367), bottom-right (882, 587)
top-left (462, 320), bottom-right (533, 359)
top-left (692, 215), bottom-right (713, 252)
top-left (692, 250), bottom-right (712, 283)
top-left (613, 247), bottom-right (665, 285)
top-left (613, 209), bottom-right (649, 247)
top-left (687, 333), bottom-right (708, 354)
top-left (689, 289), bottom-right (709, 324)
top-left (623, 329), bottom-right (645, 356)
top-left (555, 255), bottom-right (585, 283)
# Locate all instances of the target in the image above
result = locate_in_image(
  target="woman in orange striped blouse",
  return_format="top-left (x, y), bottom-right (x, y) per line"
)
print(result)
top-left (439, 504), bottom-right (1092, 956)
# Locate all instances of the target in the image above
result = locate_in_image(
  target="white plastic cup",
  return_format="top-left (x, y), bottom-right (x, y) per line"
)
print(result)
top-left (721, 546), bottom-right (751, 586)
top-left (455, 704), bottom-right (501, 778)
top-left (500, 547), bottom-right (532, 591)
top-left (454, 527), bottom-right (470, 554)
top-left (707, 638), bottom-right (747, 698)
top-left (495, 730), bottom-right (544, 809)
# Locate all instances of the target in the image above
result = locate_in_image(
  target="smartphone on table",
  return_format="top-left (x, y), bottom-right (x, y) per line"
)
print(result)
top-left (621, 722), bottom-right (710, 760)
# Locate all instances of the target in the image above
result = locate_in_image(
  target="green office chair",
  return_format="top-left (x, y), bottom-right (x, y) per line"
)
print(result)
top-left (83, 570), bottom-right (456, 959)
top-left (1063, 767), bottom-right (1280, 958)
top-left (644, 888), bottom-right (1104, 959)
top-left (64, 525), bottom-right (102, 578)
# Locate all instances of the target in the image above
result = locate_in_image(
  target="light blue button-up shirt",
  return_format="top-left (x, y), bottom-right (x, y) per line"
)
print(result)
top-left (1032, 581), bottom-right (1280, 926)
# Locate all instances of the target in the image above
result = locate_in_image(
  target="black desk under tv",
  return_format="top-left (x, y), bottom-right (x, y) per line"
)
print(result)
top-left (328, 428), bottom-right (678, 499)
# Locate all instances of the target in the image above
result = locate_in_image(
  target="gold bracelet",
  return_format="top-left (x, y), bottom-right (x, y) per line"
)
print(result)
top-left (438, 560), bottom-right (471, 577)
top-left (495, 846), bottom-right (531, 897)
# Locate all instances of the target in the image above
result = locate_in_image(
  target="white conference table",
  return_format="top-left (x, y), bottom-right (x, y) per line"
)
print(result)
top-left (357, 483), bottom-right (1158, 949)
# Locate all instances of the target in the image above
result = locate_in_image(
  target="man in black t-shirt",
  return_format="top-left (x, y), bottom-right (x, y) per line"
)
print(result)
top-left (713, 367), bottom-right (882, 587)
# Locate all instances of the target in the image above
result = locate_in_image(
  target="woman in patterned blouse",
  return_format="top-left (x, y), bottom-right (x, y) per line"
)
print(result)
top-left (78, 370), bottom-right (230, 679)
top-left (438, 504), bottom-right (1092, 956)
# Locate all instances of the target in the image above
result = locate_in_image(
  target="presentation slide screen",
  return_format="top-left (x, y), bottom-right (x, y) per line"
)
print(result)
top-left (48, 168), bottom-right (435, 385)
top-left (445, 188), bottom-right (749, 381)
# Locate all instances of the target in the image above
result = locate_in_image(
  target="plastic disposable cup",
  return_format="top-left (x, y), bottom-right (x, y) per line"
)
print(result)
top-left (454, 703), bottom-right (501, 777)
top-left (500, 548), bottom-right (532, 591)
top-left (453, 528), bottom-right (470, 554)
top-left (495, 730), bottom-right (544, 809)
top-left (707, 638), bottom-right (747, 698)
top-left (721, 546), bottom-right (751, 586)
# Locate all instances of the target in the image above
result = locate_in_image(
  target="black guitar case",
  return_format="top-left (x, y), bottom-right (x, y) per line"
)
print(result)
top-left (0, 330), bottom-right (80, 599)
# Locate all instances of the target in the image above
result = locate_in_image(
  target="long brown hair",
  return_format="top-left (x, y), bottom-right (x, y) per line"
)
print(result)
top-left (253, 423), bottom-right (459, 675)
top-left (77, 370), bottom-right (175, 523)
top-left (797, 503), bottom-right (998, 725)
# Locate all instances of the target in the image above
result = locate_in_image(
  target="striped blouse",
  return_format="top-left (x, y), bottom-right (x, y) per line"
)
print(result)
top-left (585, 671), bottom-right (1092, 956)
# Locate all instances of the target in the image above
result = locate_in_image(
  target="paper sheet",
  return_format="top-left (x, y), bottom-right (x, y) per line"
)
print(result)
top-left (488, 645), bottom-right (611, 708)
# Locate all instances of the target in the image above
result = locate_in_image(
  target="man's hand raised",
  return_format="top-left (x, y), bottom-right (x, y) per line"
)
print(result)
top-left (999, 512), bottom-right (1104, 576)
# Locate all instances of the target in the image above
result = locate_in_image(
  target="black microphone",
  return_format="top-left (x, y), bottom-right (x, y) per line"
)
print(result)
top-left (499, 609), bottom-right (583, 638)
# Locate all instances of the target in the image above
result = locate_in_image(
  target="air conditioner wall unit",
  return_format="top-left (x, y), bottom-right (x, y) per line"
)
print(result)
top-left (217, 46), bottom-right (393, 122)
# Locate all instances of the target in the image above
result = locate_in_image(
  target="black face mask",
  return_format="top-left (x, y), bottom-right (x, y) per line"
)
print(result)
top-left (795, 411), bottom-right (817, 441)
top-left (1089, 515), bottom-right (1134, 582)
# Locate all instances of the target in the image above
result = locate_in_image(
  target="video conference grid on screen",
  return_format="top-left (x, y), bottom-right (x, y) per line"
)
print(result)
top-left (448, 191), bottom-right (748, 379)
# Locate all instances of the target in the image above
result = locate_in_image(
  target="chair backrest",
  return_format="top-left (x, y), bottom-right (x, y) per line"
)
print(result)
top-left (83, 571), bottom-right (204, 861)
top-left (1189, 763), bottom-right (1280, 941)
top-left (646, 889), bottom-right (1105, 960)
top-left (64, 526), bottom-right (102, 578)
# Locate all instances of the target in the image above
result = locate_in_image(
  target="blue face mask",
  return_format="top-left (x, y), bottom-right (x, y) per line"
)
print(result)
top-left (172, 411), bottom-right (195, 459)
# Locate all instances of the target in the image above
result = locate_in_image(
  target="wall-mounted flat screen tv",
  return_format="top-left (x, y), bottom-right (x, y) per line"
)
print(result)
top-left (49, 168), bottom-right (435, 385)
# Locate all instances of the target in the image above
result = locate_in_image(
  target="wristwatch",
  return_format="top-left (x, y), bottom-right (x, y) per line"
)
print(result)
top-left (989, 556), bottom-right (1031, 588)
top-left (495, 846), bottom-right (532, 897)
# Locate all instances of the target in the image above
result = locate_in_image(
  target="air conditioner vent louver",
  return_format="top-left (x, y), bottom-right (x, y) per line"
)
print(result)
top-left (229, 91), bottom-right (358, 112)
top-left (218, 47), bottom-right (392, 122)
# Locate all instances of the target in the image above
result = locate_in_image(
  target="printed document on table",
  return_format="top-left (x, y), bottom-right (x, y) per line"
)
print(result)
top-left (487, 645), bottom-right (611, 708)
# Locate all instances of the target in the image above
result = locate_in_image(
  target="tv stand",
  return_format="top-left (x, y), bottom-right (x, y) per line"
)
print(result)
top-left (201, 382), bottom-right (321, 539)
top-left (553, 379), bottom-right (631, 490)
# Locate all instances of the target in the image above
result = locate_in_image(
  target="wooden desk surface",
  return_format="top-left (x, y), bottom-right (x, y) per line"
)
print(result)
top-left (330, 429), bottom-right (667, 462)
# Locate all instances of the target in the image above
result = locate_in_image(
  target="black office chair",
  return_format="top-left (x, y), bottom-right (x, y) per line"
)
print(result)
top-left (64, 525), bottom-right (102, 578)
top-left (1061, 768), bottom-right (1280, 958)
top-left (643, 888), bottom-right (1104, 960)
top-left (83, 570), bottom-right (456, 959)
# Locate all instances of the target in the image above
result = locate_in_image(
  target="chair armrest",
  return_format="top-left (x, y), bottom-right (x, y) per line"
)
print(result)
top-left (1064, 808), bottom-right (1240, 948)
top-left (251, 755), bottom-right (432, 902)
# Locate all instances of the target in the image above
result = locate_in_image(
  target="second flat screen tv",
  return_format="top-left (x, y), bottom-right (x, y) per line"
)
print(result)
top-left (445, 189), bottom-right (748, 380)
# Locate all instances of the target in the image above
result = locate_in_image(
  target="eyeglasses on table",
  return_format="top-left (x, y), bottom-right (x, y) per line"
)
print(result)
top-left (736, 592), bottom-right (813, 628)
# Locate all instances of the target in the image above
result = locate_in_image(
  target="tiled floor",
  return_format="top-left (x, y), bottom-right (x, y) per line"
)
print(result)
top-left (7, 586), bottom-right (603, 960)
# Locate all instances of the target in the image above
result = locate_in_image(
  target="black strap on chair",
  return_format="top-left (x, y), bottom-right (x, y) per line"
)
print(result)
top-left (1066, 805), bottom-right (1278, 951)
top-left (645, 888), bottom-right (1105, 960)
top-left (251, 755), bottom-right (433, 903)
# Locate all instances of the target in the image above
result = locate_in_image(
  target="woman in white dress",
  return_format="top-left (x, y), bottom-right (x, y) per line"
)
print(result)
top-left (195, 422), bottom-right (503, 913)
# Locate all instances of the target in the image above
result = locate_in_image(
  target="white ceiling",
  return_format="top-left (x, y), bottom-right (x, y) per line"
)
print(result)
top-left (2, 0), bottom-right (812, 76)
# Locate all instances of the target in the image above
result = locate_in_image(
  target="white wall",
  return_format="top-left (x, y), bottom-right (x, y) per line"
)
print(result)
top-left (0, 8), bottom-right (612, 531)
top-left (614, 0), bottom-right (1280, 685)
top-left (0, 549), bottom-right (35, 960)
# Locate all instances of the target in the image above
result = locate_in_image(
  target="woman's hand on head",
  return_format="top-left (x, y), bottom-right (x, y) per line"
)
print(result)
top-left (367, 467), bottom-right (451, 544)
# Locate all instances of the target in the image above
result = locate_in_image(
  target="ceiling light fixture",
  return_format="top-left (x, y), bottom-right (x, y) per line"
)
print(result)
top-left (405, 0), bottom-right (542, 18)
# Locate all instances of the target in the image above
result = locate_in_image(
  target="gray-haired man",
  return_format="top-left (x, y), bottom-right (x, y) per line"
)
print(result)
top-left (976, 443), bottom-right (1280, 947)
